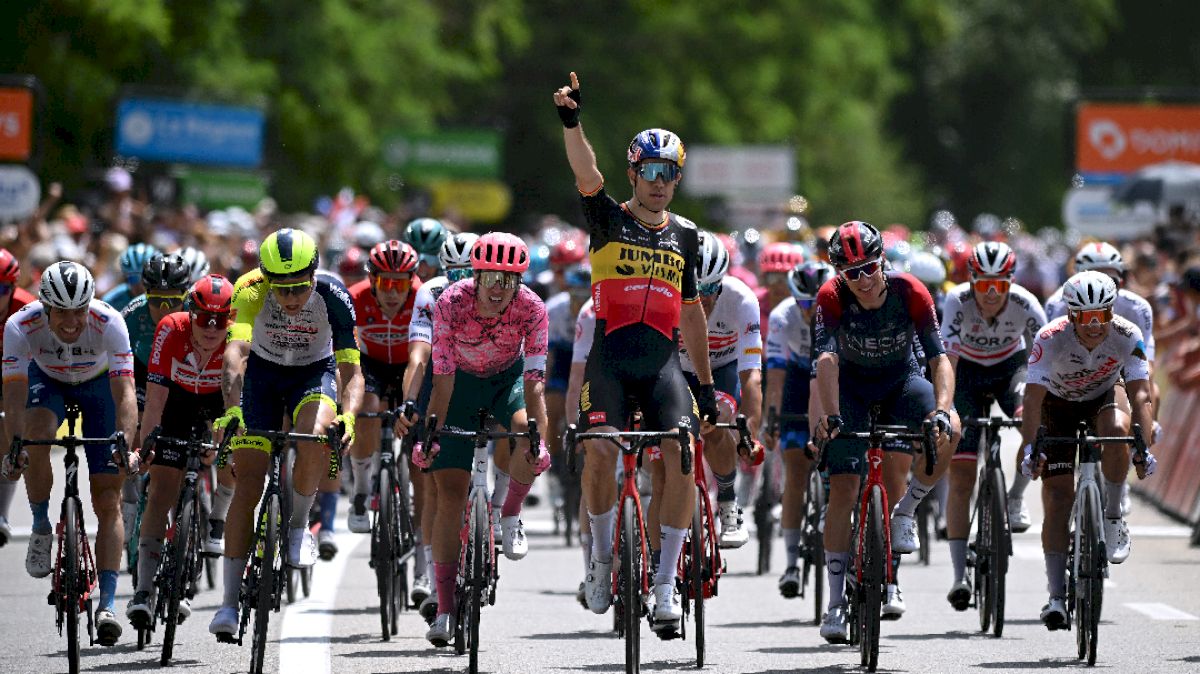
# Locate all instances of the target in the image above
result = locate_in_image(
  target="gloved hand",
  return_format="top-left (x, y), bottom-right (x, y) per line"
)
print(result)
top-left (696, 384), bottom-right (719, 426)
top-left (739, 440), bottom-right (765, 467)
top-left (3, 437), bottom-right (27, 479)
top-left (931, 409), bottom-right (953, 438)
top-left (1152, 420), bottom-right (1163, 445)
top-left (1020, 443), bottom-right (1045, 479)
top-left (412, 441), bottom-right (440, 470)
top-left (528, 440), bottom-right (552, 475)
top-left (335, 412), bottom-right (357, 446)
top-left (555, 72), bottom-right (582, 128)
top-left (1135, 450), bottom-right (1157, 478)
top-left (214, 405), bottom-right (244, 432)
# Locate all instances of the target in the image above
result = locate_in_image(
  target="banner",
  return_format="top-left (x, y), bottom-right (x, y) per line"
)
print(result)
top-left (179, 169), bottom-right (268, 210)
top-left (116, 98), bottom-right (265, 167)
top-left (0, 86), bottom-right (34, 162)
top-left (381, 129), bottom-right (502, 180)
top-left (1077, 103), bottom-right (1200, 180)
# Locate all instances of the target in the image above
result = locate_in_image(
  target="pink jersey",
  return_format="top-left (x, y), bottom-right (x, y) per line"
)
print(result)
top-left (431, 279), bottom-right (548, 381)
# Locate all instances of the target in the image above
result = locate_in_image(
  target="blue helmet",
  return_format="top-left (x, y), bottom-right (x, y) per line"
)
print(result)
top-left (627, 128), bottom-right (686, 167)
top-left (120, 243), bottom-right (159, 281)
top-left (524, 243), bottom-right (550, 285)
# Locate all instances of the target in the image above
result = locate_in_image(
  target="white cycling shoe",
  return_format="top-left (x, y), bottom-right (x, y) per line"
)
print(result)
top-left (209, 605), bottom-right (239, 637)
top-left (1041, 596), bottom-right (1069, 631)
top-left (26, 531), bottom-right (53, 578)
top-left (347, 494), bottom-right (371, 534)
top-left (821, 604), bottom-right (850, 643)
top-left (411, 575), bottom-right (431, 607)
top-left (96, 607), bottom-right (122, 646)
top-left (584, 559), bottom-right (613, 614)
top-left (500, 515), bottom-right (528, 560)
top-left (882, 583), bottom-right (905, 620)
top-left (1007, 496), bottom-right (1032, 533)
top-left (651, 582), bottom-right (681, 632)
top-left (717, 501), bottom-right (749, 549)
top-left (427, 613), bottom-right (455, 647)
top-left (288, 528), bottom-right (318, 568)
top-left (947, 578), bottom-right (972, 612)
top-left (890, 511), bottom-right (919, 554)
top-left (1105, 517), bottom-right (1131, 564)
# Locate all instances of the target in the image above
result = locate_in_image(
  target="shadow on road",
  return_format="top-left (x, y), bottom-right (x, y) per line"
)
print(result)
top-left (525, 630), bottom-right (613, 640)
top-left (716, 618), bottom-right (805, 629)
top-left (975, 658), bottom-right (1110, 669)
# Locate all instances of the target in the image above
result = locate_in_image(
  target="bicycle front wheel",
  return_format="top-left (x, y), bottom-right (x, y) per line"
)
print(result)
top-left (467, 494), bottom-right (486, 673)
top-left (805, 464), bottom-right (826, 625)
top-left (65, 497), bottom-right (81, 674)
top-left (975, 473), bottom-right (994, 634)
top-left (755, 460), bottom-right (774, 575)
top-left (1078, 485), bottom-right (1104, 666)
top-left (376, 466), bottom-right (395, 640)
top-left (622, 497), bottom-right (641, 674)
top-left (860, 486), bottom-right (885, 672)
top-left (162, 496), bottom-right (195, 664)
top-left (988, 467), bottom-right (1009, 638)
top-left (250, 495), bottom-right (280, 674)
top-left (690, 495), bottom-right (706, 667)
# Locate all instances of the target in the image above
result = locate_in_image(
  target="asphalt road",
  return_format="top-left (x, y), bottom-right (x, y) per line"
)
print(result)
top-left (2, 433), bottom-right (1198, 674)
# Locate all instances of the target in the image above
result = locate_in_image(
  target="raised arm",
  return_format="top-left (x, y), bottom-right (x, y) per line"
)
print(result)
top-left (554, 71), bottom-right (603, 193)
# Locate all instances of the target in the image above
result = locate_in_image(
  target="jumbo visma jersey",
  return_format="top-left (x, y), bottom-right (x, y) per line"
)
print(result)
top-left (580, 187), bottom-right (700, 342)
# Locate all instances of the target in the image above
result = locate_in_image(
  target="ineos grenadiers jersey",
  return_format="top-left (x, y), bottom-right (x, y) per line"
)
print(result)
top-left (941, 282), bottom-right (1047, 366)
top-left (351, 277), bottom-right (422, 364)
top-left (228, 269), bottom-right (359, 367)
top-left (546, 292), bottom-right (577, 352)
top-left (580, 186), bottom-right (700, 342)
top-left (813, 272), bottom-right (944, 374)
top-left (431, 279), bottom-right (548, 380)
top-left (408, 276), bottom-right (451, 345)
top-left (766, 297), bottom-right (814, 371)
top-left (3, 299), bottom-right (135, 384)
top-left (1043, 288), bottom-right (1155, 361)
top-left (148, 312), bottom-right (222, 394)
top-left (572, 299), bottom-right (596, 364)
top-left (679, 276), bottom-right (762, 373)
top-left (1026, 315), bottom-right (1149, 401)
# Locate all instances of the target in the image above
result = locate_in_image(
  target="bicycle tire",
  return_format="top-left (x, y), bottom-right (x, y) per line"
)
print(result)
top-left (301, 564), bottom-right (312, 598)
top-left (976, 472), bottom-right (994, 634)
top-left (65, 497), bottom-right (81, 674)
top-left (690, 495), bottom-right (705, 667)
top-left (988, 467), bottom-right (1008, 638)
top-left (376, 466), bottom-right (395, 640)
top-left (1078, 485), bottom-right (1103, 666)
top-left (916, 498), bottom-right (931, 566)
top-left (249, 495), bottom-right (279, 674)
top-left (162, 496), bottom-right (194, 664)
top-left (622, 497), bottom-right (641, 674)
top-left (806, 464), bottom-right (826, 625)
top-left (861, 486), bottom-right (885, 672)
top-left (755, 459), bottom-right (774, 576)
top-left (468, 494), bottom-right (486, 674)
top-left (394, 457), bottom-right (414, 620)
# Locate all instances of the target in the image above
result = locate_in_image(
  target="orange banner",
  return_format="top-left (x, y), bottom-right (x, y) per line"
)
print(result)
top-left (0, 87), bottom-right (33, 162)
top-left (1076, 103), bottom-right (1200, 175)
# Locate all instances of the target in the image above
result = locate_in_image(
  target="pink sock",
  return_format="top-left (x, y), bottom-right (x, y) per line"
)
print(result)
top-left (501, 478), bottom-right (532, 518)
top-left (434, 561), bottom-right (458, 617)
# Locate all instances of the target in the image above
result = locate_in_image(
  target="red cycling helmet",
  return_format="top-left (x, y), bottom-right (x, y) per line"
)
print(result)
top-left (472, 232), bottom-right (530, 273)
top-left (759, 241), bottom-right (803, 274)
top-left (338, 247), bottom-right (367, 277)
top-left (550, 237), bottom-right (587, 268)
top-left (0, 248), bottom-right (19, 283)
top-left (368, 240), bottom-right (419, 275)
top-left (189, 274), bottom-right (234, 313)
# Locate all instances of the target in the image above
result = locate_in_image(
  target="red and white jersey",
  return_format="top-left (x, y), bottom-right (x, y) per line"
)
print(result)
top-left (351, 278), bottom-right (421, 364)
top-left (572, 299), bottom-right (597, 364)
top-left (941, 282), bottom-right (1046, 365)
top-left (147, 312), bottom-right (222, 394)
top-left (2, 299), bottom-right (134, 384)
top-left (679, 275), bottom-right (762, 373)
top-left (1026, 315), bottom-right (1149, 402)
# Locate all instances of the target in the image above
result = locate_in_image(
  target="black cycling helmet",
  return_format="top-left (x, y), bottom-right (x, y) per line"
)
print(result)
top-left (142, 252), bottom-right (192, 293)
top-left (827, 221), bottom-right (883, 267)
top-left (787, 261), bottom-right (836, 301)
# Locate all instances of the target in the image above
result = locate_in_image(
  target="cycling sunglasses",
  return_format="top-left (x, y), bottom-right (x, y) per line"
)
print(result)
top-left (446, 267), bottom-right (473, 283)
top-left (478, 270), bottom-right (521, 290)
top-left (839, 259), bottom-right (881, 281)
top-left (0, 283), bottom-right (12, 295)
top-left (271, 279), bottom-right (313, 297)
top-left (192, 310), bottom-right (230, 329)
top-left (1069, 308), bottom-right (1113, 326)
top-left (797, 298), bottom-right (816, 310)
top-left (146, 292), bottom-right (185, 310)
top-left (972, 277), bottom-right (1011, 295)
top-left (373, 275), bottom-right (412, 292)
top-left (636, 162), bottom-right (681, 183)
top-left (698, 281), bottom-right (722, 297)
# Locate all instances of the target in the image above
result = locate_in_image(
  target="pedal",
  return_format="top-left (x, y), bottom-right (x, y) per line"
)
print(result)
top-left (215, 632), bottom-right (239, 644)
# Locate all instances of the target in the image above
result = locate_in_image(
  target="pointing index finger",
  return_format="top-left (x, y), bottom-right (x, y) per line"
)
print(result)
top-left (570, 71), bottom-right (580, 90)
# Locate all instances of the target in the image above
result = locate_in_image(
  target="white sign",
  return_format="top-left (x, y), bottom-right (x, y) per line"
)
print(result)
top-left (1061, 185), bottom-right (1156, 239)
top-left (682, 146), bottom-right (795, 199)
top-left (0, 164), bottom-right (39, 221)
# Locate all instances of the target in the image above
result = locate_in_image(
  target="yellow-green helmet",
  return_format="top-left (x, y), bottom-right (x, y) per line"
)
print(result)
top-left (259, 228), bottom-right (319, 280)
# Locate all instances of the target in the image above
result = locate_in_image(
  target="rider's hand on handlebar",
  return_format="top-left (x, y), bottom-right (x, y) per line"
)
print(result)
top-left (738, 439), bottom-right (765, 468)
top-left (928, 409), bottom-right (954, 444)
top-left (394, 405), bottom-right (420, 437)
top-left (2, 442), bottom-right (26, 480)
top-left (1020, 443), bottom-right (1046, 480)
top-left (696, 383), bottom-right (720, 428)
top-left (1134, 449), bottom-right (1157, 479)
top-left (527, 439), bottom-right (552, 475)
top-left (412, 441), bottom-right (440, 470)
top-left (815, 414), bottom-right (842, 443)
top-left (335, 412), bottom-right (357, 447)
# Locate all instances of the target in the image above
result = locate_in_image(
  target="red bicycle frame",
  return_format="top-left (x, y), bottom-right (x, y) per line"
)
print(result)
top-left (612, 448), bottom-right (651, 599)
top-left (54, 507), bottom-right (98, 617)
top-left (856, 445), bottom-right (893, 586)
top-left (676, 437), bottom-right (722, 598)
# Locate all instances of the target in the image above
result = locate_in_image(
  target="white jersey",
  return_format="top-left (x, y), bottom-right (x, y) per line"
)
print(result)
top-left (408, 276), bottom-right (450, 345)
top-left (546, 291), bottom-right (576, 350)
top-left (1026, 315), bottom-right (1149, 402)
top-left (679, 276), bottom-right (762, 373)
top-left (941, 282), bottom-right (1047, 365)
top-left (3, 300), bottom-right (135, 384)
top-left (765, 297), bottom-right (813, 370)
top-left (572, 299), bottom-right (596, 364)
top-left (1044, 287), bottom-right (1155, 361)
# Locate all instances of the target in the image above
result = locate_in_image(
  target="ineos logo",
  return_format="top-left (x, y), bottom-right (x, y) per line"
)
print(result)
top-left (1089, 119), bottom-right (1126, 160)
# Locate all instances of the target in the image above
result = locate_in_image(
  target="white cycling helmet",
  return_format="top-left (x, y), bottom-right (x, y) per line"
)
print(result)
top-left (696, 231), bottom-right (730, 286)
top-left (905, 251), bottom-right (947, 286)
top-left (179, 246), bottom-right (211, 283)
top-left (353, 220), bottom-right (386, 250)
top-left (439, 232), bottom-right (480, 269)
top-left (968, 241), bottom-right (1016, 277)
top-left (1074, 242), bottom-right (1124, 274)
top-left (39, 261), bottom-right (95, 310)
top-left (1062, 270), bottom-right (1117, 312)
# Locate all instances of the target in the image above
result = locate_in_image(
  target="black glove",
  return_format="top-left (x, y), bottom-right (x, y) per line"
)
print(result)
top-left (557, 87), bottom-right (581, 128)
top-left (696, 384), bottom-right (719, 425)
top-left (932, 409), bottom-right (953, 437)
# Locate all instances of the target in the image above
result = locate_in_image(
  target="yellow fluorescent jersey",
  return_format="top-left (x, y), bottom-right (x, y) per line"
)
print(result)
top-left (229, 269), bottom-right (359, 366)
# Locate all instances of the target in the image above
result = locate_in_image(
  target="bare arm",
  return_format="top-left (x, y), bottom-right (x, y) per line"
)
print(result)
top-left (138, 382), bottom-right (170, 448)
top-left (565, 362), bottom-right (586, 428)
top-left (110, 375), bottom-right (139, 447)
top-left (524, 378), bottom-right (549, 448)
top-left (221, 340), bottom-right (250, 409)
top-left (679, 301), bottom-right (713, 385)
top-left (1019, 383), bottom-right (1047, 449)
top-left (1126, 379), bottom-right (1154, 445)
top-left (764, 368), bottom-right (784, 448)
top-left (814, 352), bottom-right (840, 421)
top-left (425, 373), bottom-right (455, 434)
top-left (554, 72), bottom-right (603, 193)
top-left (337, 362), bottom-right (364, 419)
top-left (402, 341), bottom-right (431, 402)
top-left (2, 378), bottom-right (28, 449)
top-left (739, 368), bottom-right (762, 444)
top-left (927, 353), bottom-right (956, 412)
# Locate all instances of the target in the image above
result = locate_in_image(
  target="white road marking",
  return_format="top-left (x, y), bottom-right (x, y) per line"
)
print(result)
top-left (278, 530), bottom-right (366, 673)
top-left (1124, 602), bottom-right (1199, 621)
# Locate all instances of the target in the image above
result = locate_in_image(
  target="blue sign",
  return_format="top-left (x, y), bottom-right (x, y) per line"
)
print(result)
top-left (115, 98), bottom-right (264, 167)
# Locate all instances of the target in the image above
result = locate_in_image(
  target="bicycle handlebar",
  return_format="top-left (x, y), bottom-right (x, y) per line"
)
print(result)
top-left (17, 431), bottom-right (129, 470)
top-left (563, 423), bottom-right (693, 475)
top-left (1034, 422), bottom-right (1149, 478)
top-left (217, 421), bottom-right (342, 478)
top-left (765, 406), bottom-right (808, 439)
top-left (423, 413), bottom-right (541, 473)
top-left (961, 416), bottom-right (1022, 429)
top-left (813, 418), bottom-right (938, 476)
top-left (710, 414), bottom-right (753, 454)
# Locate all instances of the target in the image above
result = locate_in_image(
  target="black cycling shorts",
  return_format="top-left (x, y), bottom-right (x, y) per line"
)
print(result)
top-left (825, 365), bottom-right (936, 475)
top-left (1040, 386), bottom-right (1120, 479)
top-left (153, 387), bottom-right (223, 471)
top-left (953, 351), bottom-right (1026, 461)
top-left (362, 355), bottom-right (407, 402)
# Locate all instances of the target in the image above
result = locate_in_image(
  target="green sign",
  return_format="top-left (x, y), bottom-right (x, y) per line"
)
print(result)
top-left (179, 169), bottom-right (268, 209)
top-left (382, 129), bottom-right (502, 179)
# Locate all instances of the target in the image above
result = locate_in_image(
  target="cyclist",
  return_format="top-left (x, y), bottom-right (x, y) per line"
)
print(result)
top-left (811, 221), bottom-right (959, 642)
top-left (0, 249), bottom-right (35, 547)
top-left (1019, 271), bottom-right (1156, 629)
top-left (125, 274), bottom-right (233, 630)
top-left (758, 241), bottom-right (805, 340)
top-left (403, 232), bottom-right (550, 646)
top-left (648, 230), bottom-right (762, 552)
top-left (179, 246), bottom-right (211, 284)
top-left (207, 229), bottom-right (363, 639)
top-left (405, 218), bottom-right (449, 282)
top-left (905, 250), bottom-right (951, 321)
top-left (767, 260), bottom-right (835, 597)
top-left (338, 246), bottom-right (369, 288)
top-left (102, 242), bottom-right (158, 311)
top-left (2, 262), bottom-right (138, 646)
top-left (545, 255), bottom-right (591, 535)
top-left (567, 295), bottom-right (597, 607)
top-left (940, 242), bottom-right (1045, 610)
top-left (554, 72), bottom-right (718, 636)
top-left (402, 230), bottom-right (478, 616)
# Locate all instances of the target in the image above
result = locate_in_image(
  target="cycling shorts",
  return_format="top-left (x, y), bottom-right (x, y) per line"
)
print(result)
top-left (547, 344), bottom-right (573, 394)
top-left (579, 324), bottom-right (698, 436)
top-left (154, 387), bottom-right (223, 470)
top-left (134, 357), bottom-right (148, 411)
top-left (1040, 386), bottom-right (1120, 479)
top-left (953, 350), bottom-right (1025, 462)
top-left (824, 366), bottom-right (936, 476)
top-left (27, 363), bottom-right (119, 475)
top-left (362, 355), bottom-right (407, 402)
top-left (432, 359), bottom-right (525, 473)
top-left (240, 352), bottom-right (337, 451)
top-left (683, 360), bottom-right (741, 411)
top-left (779, 361), bottom-right (811, 451)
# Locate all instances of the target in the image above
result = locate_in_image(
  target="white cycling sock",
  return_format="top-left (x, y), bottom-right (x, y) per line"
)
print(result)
top-left (352, 457), bottom-right (373, 496)
top-left (212, 483), bottom-right (234, 522)
top-left (580, 532), bottom-right (593, 576)
top-left (783, 528), bottom-right (802, 569)
top-left (825, 551), bottom-right (850, 610)
top-left (290, 488), bottom-right (316, 529)
top-left (422, 545), bottom-right (433, 581)
top-left (589, 507), bottom-right (617, 564)
top-left (413, 531), bottom-right (427, 578)
top-left (1045, 552), bottom-right (1067, 598)
top-left (1103, 479), bottom-right (1124, 518)
top-left (137, 538), bottom-right (163, 593)
top-left (492, 468), bottom-right (510, 510)
top-left (1010, 472), bottom-right (1031, 499)
top-left (654, 525), bottom-right (687, 586)
top-left (223, 556), bottom-right (246, 608)
top-left (933, 476), bottom-right (949, 517)
top-left (894, 480), bottom-right (932, 518)
top-left (0, 476), bottom-right (17, 520)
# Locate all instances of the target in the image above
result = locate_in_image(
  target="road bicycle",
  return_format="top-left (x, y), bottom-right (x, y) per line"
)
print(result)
top-left (1034, 421), bottom-right (1148, 667)
top-left (423, 409), bottom-right (539, 674)
top-left (961, 409), bottom-right (1021, 638)
top-left (565, 421), bottom-right (690, 674)
top-left (358, 398), bottom-right (417, 640)
top-left (213, 420), bottom-right (342, 674)
top-left (767, 407), bottom-right (825, 624)
top-left (9, 402), bottom-right (126, 674)
top-left (817, 407), bottom-right (935, 673)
